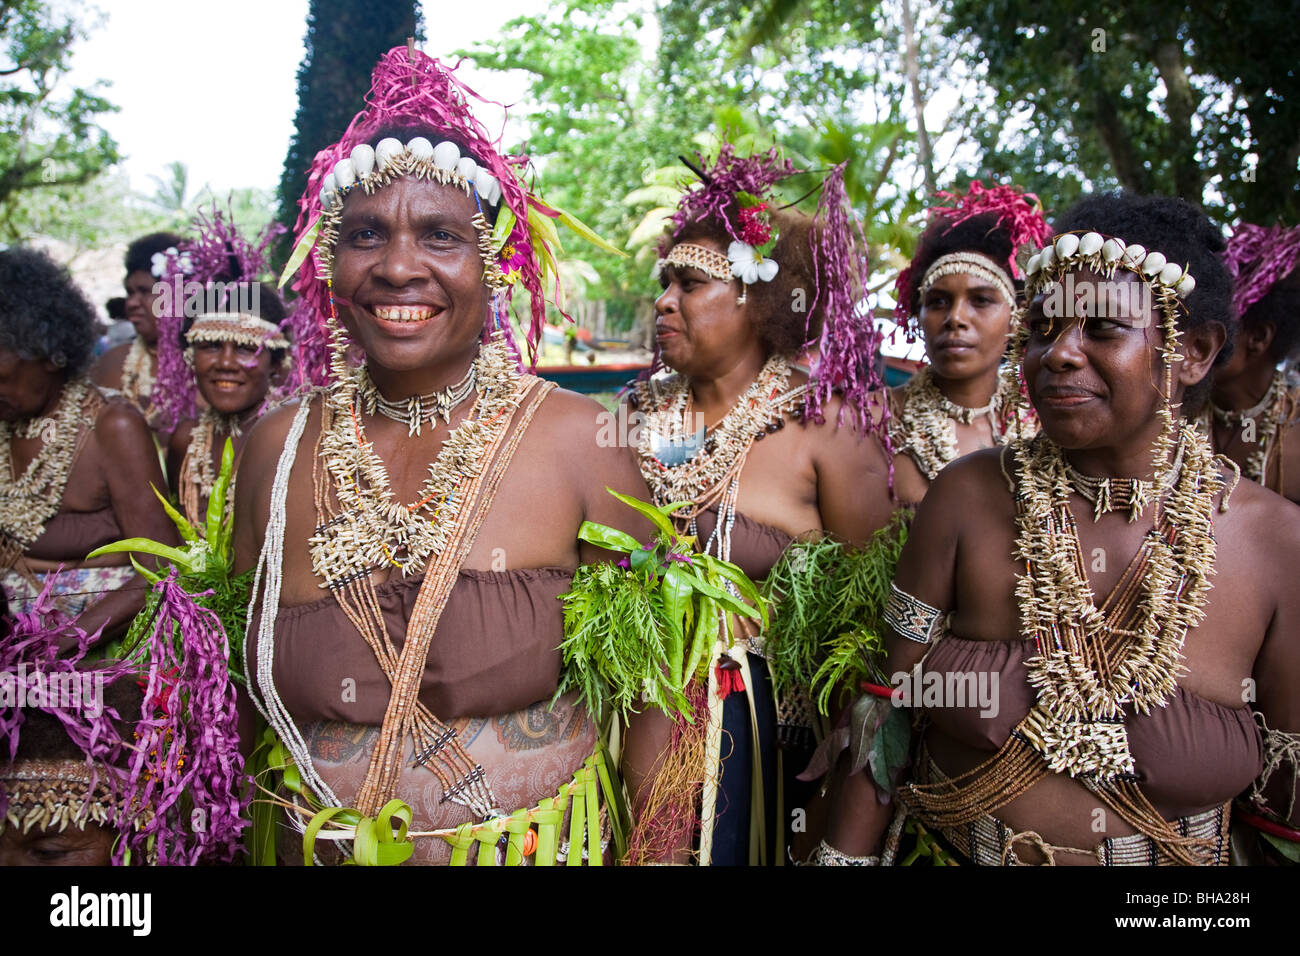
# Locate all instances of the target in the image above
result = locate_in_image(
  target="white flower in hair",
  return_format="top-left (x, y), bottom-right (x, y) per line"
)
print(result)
top-left (728, 240), bottom-right (778, 284)
top-left (151, 247), bottom-right (193, 278)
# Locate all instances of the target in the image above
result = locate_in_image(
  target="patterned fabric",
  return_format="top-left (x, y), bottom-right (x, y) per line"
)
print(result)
top-left (2, 565), bottom-right (138, 618)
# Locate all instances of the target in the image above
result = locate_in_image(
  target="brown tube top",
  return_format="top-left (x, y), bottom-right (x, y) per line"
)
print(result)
top-left (254, 567), bottom-right (574, 725)
top-left (922, 633), bottom-right (1264, 819)
top-left (692, 508), bottom-right (794, 582)
top-left (25, 507), bottom-right (122, 562)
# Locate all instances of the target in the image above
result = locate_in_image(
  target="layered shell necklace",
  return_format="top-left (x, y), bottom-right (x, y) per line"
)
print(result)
top-left (631, 355), bottom-right (805, 559)
top-left (0, 379), bottom-right (94, 549)
top-left (120, 338), bottom-right (156, 413)
top-left (890, 364), bottom-right (1023, 480)
top-left (1202, 369), bottom-right (1293, 486)
top-left (1010, 423), bottom-right (1223, 780)
top-left (179, 409), bottom-right (244, 526)
top-left (309, 334), bottom-right (519, 588)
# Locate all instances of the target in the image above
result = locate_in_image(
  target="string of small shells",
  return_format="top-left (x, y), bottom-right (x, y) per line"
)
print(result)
top-left (308, 315), bottom-right (520, 586)
top-left (631, 356), bottom-right (806, 522)
top-left (1202, 369), bottom-right (1290, 485)
top-left (120, 338), bottom-right (155, 413)
top-left (0, 379), bottom-right (94, 548)
top-left (889, 364), bottom-right (1023, 480)
top-left (179, 409), bottom-right (241, 526)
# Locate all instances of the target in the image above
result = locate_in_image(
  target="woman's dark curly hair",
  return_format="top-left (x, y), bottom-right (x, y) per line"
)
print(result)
top-left (1050, 192), bottom-right (1234, 411)
top-left (124, 232), bottom-right (182, 277)
top-left (1241, 269), bottom-right (1300, 362)
top-left (0, 247), bottom-right (98, 375)
top-left (907, 210), bottom-right (1020, 311)
top-left (664, 207), bottom-right (823, 358)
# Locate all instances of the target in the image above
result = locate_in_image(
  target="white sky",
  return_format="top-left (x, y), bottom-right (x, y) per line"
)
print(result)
top-left (63, 0), bottom-right (547, 197)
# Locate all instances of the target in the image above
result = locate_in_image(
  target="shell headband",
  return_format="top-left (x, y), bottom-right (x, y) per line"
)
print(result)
top-left (1024, 230), bottom-right (1197, 298)
top-left (919, 251), bottom-right (1016, 307)
top-left (656, 243), bottom-right (735, 282)
top-left (312, 136), bottom-right (508, 289)
top-left (185, 313), bottom-right (290, 353)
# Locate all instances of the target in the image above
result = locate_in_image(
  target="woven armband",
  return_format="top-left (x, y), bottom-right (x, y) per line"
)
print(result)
top-left (882, 581), bottom-right (944, 645)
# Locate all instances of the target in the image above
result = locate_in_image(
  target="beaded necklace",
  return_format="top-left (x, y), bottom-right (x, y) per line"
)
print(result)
top-left (631, 356), bottom-right (805, 560)
top-left (1203, 369), bottom-right (1294, 486)
top-left (889, 364), bottom-right (1022, 480)
top-left (309, 333), bottom-right (519, 588)
top-left (1061, 438), bottom-right (1186, 523)
top-left (120, 338), bottom-right (156, 414)
top-left (0, 379), bottom-right (95, 549)
top-left (1012, 425), bottom-right (1223, 782)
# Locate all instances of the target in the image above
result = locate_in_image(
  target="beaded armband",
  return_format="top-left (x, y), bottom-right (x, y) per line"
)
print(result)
top-left (883, 581), bottom-right (945, 645)
top-left (806, 839), bottom-right (880, 866)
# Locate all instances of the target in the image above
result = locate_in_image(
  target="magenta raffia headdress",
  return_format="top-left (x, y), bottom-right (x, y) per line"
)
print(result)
top-left (658, 145), bottom-right (884, 431)
top-left (152, 205), bottom-right (285, 431)
top-left (0, 571), bottom-right (247, 864)
top-left (1224, 222), bottom-right (1300, 319)
top-left (892, 181), bottom-right (1051, 328)
top-left (279, 46), bottom-right (619, 384)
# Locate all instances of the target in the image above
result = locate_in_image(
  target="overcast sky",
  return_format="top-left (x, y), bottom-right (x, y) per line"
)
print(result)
top-left (64, 0), bottom-right (545, 198)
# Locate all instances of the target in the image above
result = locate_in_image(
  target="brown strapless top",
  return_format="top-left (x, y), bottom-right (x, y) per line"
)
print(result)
top-left (253, 567), bottom-right (574, 725)
top-left (691, 508), bottom-right (794, 582)
top-left (25, 507), bottom-right (121, 562)
top-left (923, 632), bottom-right (1265, 819)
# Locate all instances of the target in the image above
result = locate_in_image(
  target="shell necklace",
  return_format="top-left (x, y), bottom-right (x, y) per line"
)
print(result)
top-left (120, 338), bottom-right (156, 412)
top-left (890, 364), bottom-right (1022, 480)
top-left (179, 409), bottom-right (245, 526)
top-left (309, 334), bottom-right (519, 588)
top-left (1205, 369), bottom-right (1290, 485)
top-left (631, 356), bottom-right (804, 558)
top-left (0, 379), bottom-right (94, 548)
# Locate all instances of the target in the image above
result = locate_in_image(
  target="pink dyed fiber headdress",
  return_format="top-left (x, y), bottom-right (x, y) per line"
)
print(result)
top-left (152, 205), bottom-right (285, 431)
top-left (1224, 222), bottom-right (1300, 318)
top-left (659, 145), bottom-right (885, 432)
top-left (892, 180), bottom-right (1051, 327)
top-left (280, 47), bottom-right (618, 385)
top-left (0, 571), bottom-right (246, 864)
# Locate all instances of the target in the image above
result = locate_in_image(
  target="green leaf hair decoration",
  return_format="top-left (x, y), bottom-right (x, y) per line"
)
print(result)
top-left (556, 489), bottom-right (767, 725)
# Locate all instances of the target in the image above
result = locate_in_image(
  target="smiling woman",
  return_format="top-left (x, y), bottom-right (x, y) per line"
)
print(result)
top-left (234, 48), bottom-right (654, 865)
top-left (823, 193), bottom-right (1300, 867)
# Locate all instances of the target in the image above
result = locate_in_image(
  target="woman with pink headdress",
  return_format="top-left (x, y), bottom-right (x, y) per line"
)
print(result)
top-left (886, 182), bottom-right (1049, 507)
top-left (150, 210), bottom-right (290, 526)
top-left (235, 48), bottom-right (653, 865)
top-left (620, 144), bottom-right (896, 864)
top-left (1202, 222), bottom-right (1300, 504)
